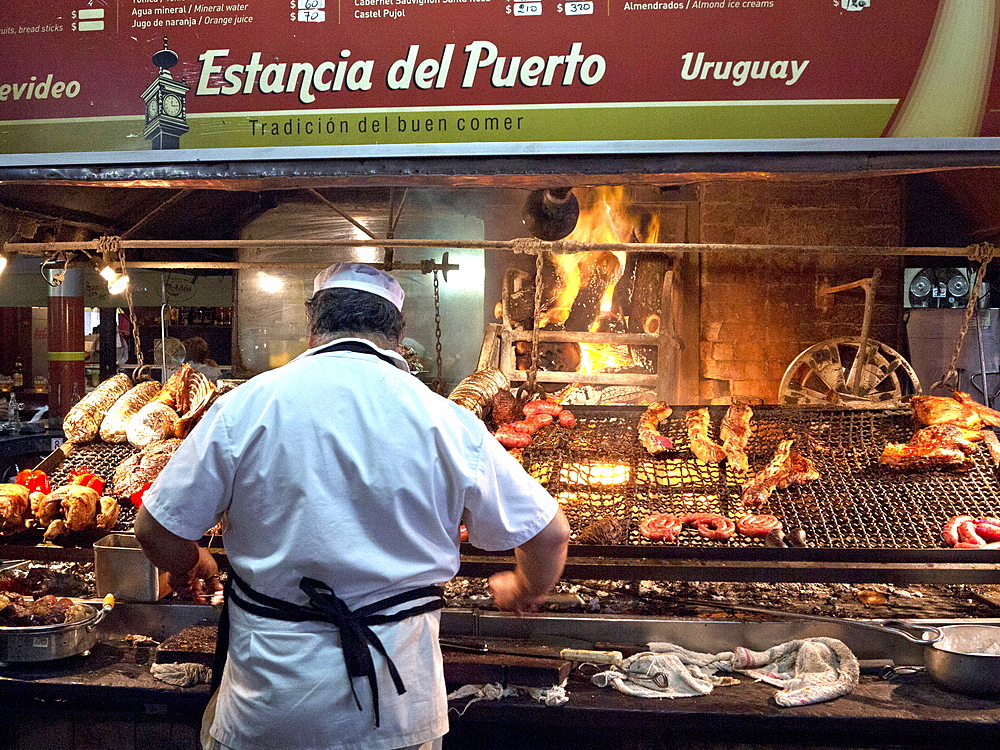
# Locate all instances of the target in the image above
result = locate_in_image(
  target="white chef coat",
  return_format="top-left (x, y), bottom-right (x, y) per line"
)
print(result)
top-left (142, 338), bottom-right (560, 750)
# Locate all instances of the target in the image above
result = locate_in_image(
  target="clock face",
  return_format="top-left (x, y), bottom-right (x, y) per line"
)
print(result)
top-left (163, 94), bottom-right (182, 117)
top-left (146, 97), bottom-right (158, 119)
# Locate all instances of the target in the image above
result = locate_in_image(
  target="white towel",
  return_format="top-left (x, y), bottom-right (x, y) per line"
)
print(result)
top-left (591, 637), bottom-right (858, 706)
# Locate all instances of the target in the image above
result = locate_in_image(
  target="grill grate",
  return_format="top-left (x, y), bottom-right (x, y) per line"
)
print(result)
top-left (521, 405), bottom-right (1000, 549)
top-left (49, 442), bottom-right (139, 491)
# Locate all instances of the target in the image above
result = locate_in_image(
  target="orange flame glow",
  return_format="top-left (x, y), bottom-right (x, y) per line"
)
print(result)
top-left (543, 187), bottom-right (661, 374)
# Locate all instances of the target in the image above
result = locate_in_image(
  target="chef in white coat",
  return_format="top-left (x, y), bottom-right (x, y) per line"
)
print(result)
top-left (136, 262), bottom-right (570, 750)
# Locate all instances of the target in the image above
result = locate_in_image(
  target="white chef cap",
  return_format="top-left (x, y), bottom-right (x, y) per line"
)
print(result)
top-left (312, 262), bottom-right (405, 311)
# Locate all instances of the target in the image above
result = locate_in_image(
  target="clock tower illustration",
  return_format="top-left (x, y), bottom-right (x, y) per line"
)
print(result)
top-left (142, 37), bottom-right (190, 150)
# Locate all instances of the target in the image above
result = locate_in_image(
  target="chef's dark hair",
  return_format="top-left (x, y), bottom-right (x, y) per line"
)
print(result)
top-left (306, 288), bottom-right (405, 343)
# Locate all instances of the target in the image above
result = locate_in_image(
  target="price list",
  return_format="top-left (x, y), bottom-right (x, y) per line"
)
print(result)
top-left (292, 0), bottom-right (326, 22)
top-left (507, 1), bottom-right (594, 16)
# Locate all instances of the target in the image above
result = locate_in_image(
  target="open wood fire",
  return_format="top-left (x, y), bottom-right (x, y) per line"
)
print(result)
top-left (497, 187), bottom-right (673, 405)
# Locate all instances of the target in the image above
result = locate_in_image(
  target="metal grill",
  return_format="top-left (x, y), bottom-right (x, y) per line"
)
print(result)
top-left (47, 442), bottom-right (140, 490)
top-left (522, 405), bottom-right (1000, 550)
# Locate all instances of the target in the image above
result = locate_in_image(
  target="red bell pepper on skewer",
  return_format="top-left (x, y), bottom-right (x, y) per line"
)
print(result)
top-left (67, 466), bottom-right (105, 494)
top-left (130, 481), bottom-right (153, 508)
top-left (14, 469), bottom-right (51, 495)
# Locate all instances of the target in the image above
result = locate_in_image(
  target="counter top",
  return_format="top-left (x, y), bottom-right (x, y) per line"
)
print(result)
top-left (0, 628), bottom-right (995, 748)
top-left (446, 666), bottom-right (1000, 747)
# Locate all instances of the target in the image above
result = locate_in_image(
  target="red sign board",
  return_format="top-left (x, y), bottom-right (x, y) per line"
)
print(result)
top-left (1, 0), bottom-right (998, 162)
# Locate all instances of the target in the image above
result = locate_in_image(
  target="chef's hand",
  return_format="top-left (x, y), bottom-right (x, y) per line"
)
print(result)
top-left (488, 570), bottom-right (546, 616)
top-left (168, 547), bottom-right (222, 604)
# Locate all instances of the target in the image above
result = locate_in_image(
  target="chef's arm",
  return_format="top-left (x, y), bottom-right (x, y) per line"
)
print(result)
top-left (489, 509), bottom-right (571, 615)
top-left (135, 506), bottom-right (220, 601)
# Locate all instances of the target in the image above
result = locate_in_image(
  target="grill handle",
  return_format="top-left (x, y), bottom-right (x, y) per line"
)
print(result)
top-left (661, 597), bottom-right (943, 645)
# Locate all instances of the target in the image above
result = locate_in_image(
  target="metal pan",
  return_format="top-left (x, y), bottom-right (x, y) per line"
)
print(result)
top-left (666, 597), bottom-right (1000, 696)
top-left (923, 624), bottom-right (1000, 696)
top-left (0, 594), bottom-right (115, 664)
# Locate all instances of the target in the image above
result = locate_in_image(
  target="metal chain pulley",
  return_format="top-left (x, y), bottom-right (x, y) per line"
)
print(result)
top-left (930, 242), bottom-right (998, 394)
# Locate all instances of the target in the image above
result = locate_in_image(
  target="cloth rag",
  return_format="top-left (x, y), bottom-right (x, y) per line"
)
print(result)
top-left (591, 637), bottom-right (858, 706)
top-left (447, 680), bottom-right (569, 716)
top-left (150, 662), bottom-right (212, 688)
top-left (731, 637), bottom-right (860, 707)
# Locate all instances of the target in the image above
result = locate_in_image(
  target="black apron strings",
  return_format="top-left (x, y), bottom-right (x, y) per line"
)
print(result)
top-left (309, 339), bottom-right (402, 368)
top-left (210, 570), bottom-right (445, 728)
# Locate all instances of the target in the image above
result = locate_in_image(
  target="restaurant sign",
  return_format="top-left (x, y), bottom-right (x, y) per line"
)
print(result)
top-left (1, 0), bottom-right (999, 164)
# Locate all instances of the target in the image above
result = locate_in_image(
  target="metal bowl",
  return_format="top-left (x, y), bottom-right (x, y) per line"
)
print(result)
top-left (925, 624), bottom-right (1000, 696)
top-left (0, 595), bottom-right (115, 664)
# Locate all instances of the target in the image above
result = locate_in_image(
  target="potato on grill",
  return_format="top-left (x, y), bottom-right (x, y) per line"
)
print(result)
top-left (99, 380), bottom-right (162, 443)
top-left (62, 373), bottom-right (132, 443)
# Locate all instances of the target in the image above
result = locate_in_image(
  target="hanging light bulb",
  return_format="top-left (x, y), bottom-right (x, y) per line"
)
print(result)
top-left (0, 249), bottom-right (10, 276)
top-left (108, 273), bottom-right (130, 295)
top-left (95, 247), bottom-right (129, 293)
top-left (257, 271), bottom-right (284, 294)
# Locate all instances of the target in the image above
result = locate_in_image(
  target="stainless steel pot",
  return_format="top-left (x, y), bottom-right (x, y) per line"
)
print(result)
top-left (0, 594), bottom-right (115, 664)
top-left (924, 624), bottom-right (1000, 696)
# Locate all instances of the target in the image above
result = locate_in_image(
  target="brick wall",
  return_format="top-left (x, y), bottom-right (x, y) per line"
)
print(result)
top-left (698, 177), bottom-right (906, 404)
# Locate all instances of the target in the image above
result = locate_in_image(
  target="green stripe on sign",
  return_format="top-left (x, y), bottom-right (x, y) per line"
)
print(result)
top-left (49, 352), bottom-right (86, 361)
top-left (1, 101), bottom-right (898, 153)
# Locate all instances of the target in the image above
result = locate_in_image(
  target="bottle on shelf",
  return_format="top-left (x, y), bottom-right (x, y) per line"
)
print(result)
top-left (12, 362), bottom-right (24, 390)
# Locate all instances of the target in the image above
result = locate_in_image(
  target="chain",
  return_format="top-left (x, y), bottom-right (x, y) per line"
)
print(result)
top-left (431, 268), bottom-right (445, 395)
top-left (99, 235), bottom-right (144, 370)
top-left (525, 247), bottom-right (545, 399)
top-left (929, 242), bottom-right (997, 394)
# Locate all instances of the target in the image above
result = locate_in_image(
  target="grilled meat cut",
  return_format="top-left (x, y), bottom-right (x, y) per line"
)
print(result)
top-left (638, 402), bottom-right (674, 455)
top-left (576, 517), bottom-right (625, 545)
top-left (908, 423), bottom-right (984, 453)
top-left (741, 439), bottom-right (819, 508)
top-left (879, 443), bottom-right (974, 472)
top-left (0, 484), bottom-right (30, 533)
top-left (685, 408), bottom-right (726, 464)
top-left (879, 422), bottom-right (983, 472)
top-left (775, 448), bottom-right (821, 489)
top-left (113, 438), bottom-right (183, 498)
top-left (910, 391), bottom-right (1000, 431)
top-left (952, 390), bottom-right (1000, 427)
top-left (719, 402), bottom-right (753, 472)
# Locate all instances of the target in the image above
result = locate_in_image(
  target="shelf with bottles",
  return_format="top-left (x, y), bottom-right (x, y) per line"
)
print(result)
top-left (167, 306), bottom-right (233, 326)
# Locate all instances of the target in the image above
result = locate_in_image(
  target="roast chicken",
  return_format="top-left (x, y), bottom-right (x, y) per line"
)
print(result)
top-left (881, 392), bottom-right (994, 471)
top-left (910, 391), bottom-right (1000, 431)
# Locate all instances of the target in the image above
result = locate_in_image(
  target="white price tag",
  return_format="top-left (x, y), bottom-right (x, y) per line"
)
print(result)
top-left (513, 2), bottom-right (542, 15)
top-left (298, 0), bottom-right (326, 8)
top-left (297, 9), bottom-right (326, 21)
top-left (564, 1), bottom-right (593, 14)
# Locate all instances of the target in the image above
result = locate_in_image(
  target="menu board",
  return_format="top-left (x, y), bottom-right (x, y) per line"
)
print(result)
top-left (1, 0), bottom-right (999, 163)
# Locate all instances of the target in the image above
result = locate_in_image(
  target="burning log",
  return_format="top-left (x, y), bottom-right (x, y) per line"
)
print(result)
top-left (620, 253), bottom-right (670, 372)
top-left (563, 252), bottom-right (622, 332)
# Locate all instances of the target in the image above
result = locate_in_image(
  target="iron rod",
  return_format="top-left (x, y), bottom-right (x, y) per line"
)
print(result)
top-left (3, 238), bottom-right (978, 257)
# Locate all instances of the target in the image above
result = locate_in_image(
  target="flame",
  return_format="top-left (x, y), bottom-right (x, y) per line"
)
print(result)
top-left (559, 462), bottom-right (631, 485)
top-left (541, 187), bottom-right (662, 374)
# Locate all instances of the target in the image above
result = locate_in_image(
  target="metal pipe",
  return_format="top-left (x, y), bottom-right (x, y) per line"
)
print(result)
top-left (2, 238), bottom-right (979, 257)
